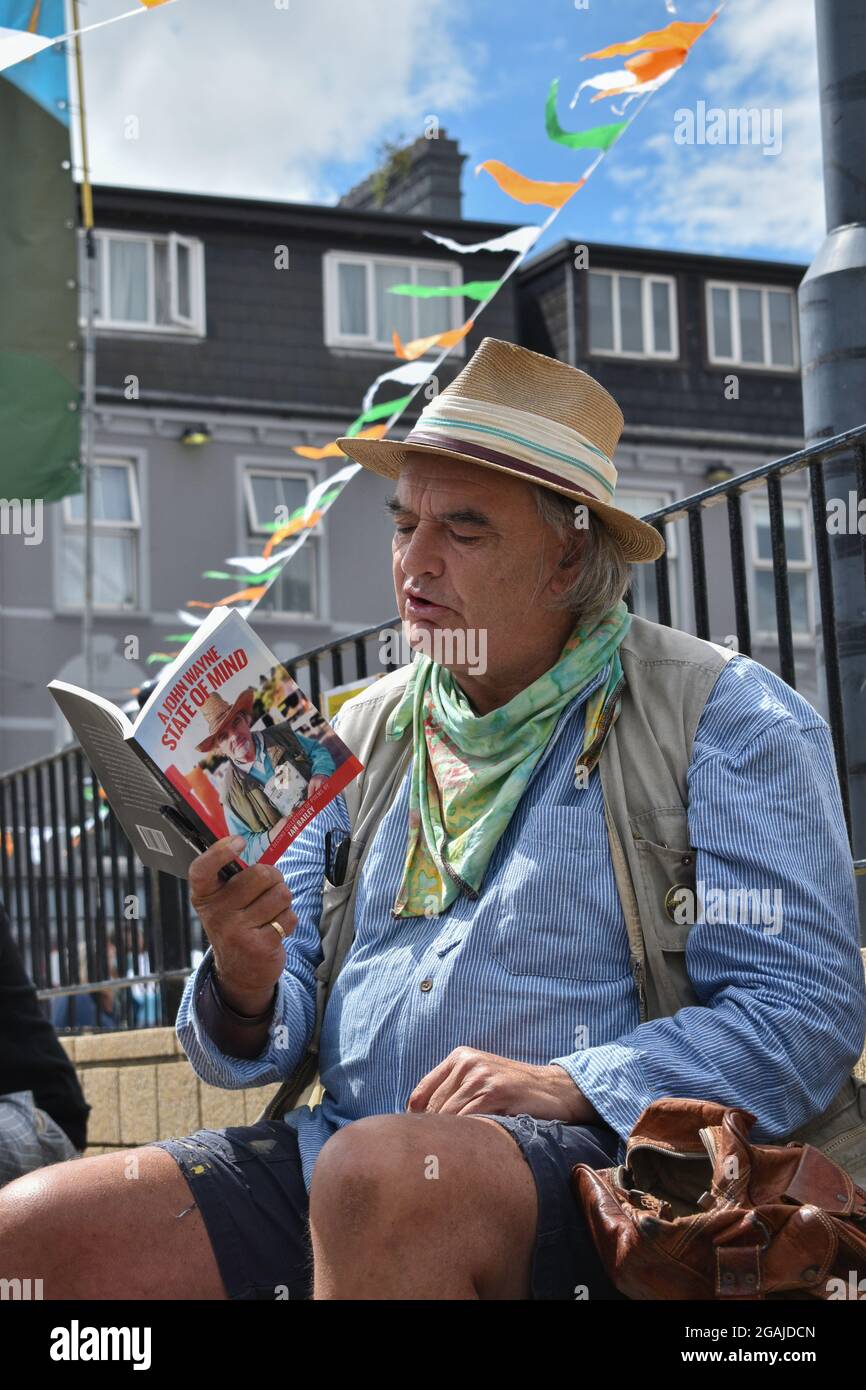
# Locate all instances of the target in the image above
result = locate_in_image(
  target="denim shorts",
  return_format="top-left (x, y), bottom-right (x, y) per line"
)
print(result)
top-left (151, 1112), bottom-right (624, 1301)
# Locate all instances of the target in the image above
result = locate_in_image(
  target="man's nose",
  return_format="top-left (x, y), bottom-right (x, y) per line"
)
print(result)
top-left (399, 521), bottom-right (445, 577)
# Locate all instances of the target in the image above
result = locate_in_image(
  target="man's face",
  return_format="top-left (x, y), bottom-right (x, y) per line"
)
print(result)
top-left (218, 711), bottom-right (255, 764)
top-left (389, 451), bottom-right (578, 691)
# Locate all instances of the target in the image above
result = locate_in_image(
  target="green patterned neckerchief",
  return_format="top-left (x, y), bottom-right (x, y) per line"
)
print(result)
top-left (385, 600), bottom-right (631, 917)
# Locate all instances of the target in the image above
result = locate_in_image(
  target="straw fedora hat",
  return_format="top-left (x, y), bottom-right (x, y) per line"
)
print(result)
top-left (195, 687), bottom-right (256, 754)
top-left (337, 337), bottom-right (663, 563)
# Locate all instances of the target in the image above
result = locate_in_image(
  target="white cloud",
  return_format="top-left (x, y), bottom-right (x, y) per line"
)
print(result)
top-left (73, 0), bottom-right (482, 202)
top-left (604, 0), bottom-right (823, 258)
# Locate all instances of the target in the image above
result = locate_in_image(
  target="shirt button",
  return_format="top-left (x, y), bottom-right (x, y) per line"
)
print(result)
top-left (419, 978), bottom-right (433, 992)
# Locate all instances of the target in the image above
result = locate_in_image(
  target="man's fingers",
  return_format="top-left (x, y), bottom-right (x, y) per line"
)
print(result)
top-left (424, 1069), bottom-right (475, 1114)
top-left (221, 863), bottom-right (290, 913)
top-left (188, 836), bottom-right (246, 897)
top-left (191, 852), bottom-right (290, 915)
top-left (439, 1084), bottom-right (497, 1116)
top-left (242, 881), bottom-right (297, 934)
top-left (407, 1054), bottom-right (460, 1112)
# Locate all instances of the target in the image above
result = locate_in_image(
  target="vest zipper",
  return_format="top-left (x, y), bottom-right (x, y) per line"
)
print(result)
top-left (632, 956), bottom-right (648, 1021)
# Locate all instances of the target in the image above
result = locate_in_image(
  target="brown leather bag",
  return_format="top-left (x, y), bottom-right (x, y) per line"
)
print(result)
top-left (572, 1098), bottom-right (866, 1300)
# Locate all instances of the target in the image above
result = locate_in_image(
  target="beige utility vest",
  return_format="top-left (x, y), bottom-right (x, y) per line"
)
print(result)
top-left (260, 614), bottom-right (866, 1182)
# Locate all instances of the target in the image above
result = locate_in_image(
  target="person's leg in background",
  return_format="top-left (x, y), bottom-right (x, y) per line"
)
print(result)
top-left (0, 1091), bottom-right (78, 1190)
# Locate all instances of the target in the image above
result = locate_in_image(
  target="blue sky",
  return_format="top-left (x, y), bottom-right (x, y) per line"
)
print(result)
top-left (73, 0), bottom-right (822, 266)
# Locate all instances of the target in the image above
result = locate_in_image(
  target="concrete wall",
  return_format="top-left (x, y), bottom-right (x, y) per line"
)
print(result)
top-left (58, 1027), bottom-right (283, 1155)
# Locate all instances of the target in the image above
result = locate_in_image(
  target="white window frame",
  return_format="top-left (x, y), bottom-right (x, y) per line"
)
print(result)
top-left (242, 465), bottom-right (321, 620)
top-left (84, 228), bottom-right (206, 336)
top-left (169, 233), bottom-right (198, 329)
top-left (705, 280), bottom-right (799, 371)
top-left (323, 250), bottom-right (465, 354)
top-left (587, 270), bottom-right (679, 361)
top-left (748, 495), bottom-right (814, 643)
top-left (59, 457), bottom-right (142, 612)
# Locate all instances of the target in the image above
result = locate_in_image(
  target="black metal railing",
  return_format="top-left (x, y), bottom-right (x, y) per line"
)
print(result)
top-left (639, 423), bottom-right (866, 845)
top-left (1, 426), bottom-right (864, 1027)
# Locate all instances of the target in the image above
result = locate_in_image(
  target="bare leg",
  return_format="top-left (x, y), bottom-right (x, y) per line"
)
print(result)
top-left (309, 1114), bottom-right (537, 1300)
top-left (0, 1146), bottom-right (227, 1300)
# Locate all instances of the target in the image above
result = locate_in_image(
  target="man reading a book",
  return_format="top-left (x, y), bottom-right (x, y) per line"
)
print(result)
top-left (196, 690), bottom-right (336, 864)
top-left (1, 338), bottom-right (863, 1301)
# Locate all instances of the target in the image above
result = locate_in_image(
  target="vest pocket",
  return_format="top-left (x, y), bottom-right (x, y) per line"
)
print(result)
top-left (632, 834), bottom-right (696, 954)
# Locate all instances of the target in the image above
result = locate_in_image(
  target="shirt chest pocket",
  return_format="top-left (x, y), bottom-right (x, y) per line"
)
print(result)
top-left (488, 807), bottom-right (632, 981)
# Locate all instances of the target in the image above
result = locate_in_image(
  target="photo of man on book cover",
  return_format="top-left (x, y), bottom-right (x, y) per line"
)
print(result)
top-left (194, 681), bottom-right (336, 862)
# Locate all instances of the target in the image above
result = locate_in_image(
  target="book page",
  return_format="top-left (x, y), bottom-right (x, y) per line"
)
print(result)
top-left (47, 683), bottom-right (201, 876)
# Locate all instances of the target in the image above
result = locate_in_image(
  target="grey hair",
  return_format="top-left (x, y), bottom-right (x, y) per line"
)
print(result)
top-left (531, 485), bottom-right (631, 626)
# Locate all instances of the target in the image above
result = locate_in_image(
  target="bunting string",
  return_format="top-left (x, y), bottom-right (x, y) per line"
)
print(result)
top-left (142, 4), bottom-right (726, 663)
top-left (0, 0), bottom-right (175, 73)
top-left (0, 0), bottom-right (717, 666)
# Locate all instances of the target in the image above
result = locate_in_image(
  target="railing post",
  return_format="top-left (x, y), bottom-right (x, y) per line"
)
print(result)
top-left (154, 870), bottom-right (187, 1026)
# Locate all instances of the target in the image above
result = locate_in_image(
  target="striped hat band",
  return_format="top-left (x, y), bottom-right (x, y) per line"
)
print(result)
top-left (403, 395), bottom-right (619, 504)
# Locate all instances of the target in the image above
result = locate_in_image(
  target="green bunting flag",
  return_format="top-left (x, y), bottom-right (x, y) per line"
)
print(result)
top-left (346, 393), bottom-right (414, 437)
top-left (386, 281), bottom-right (502, 301)
top-left (0, 0), bottom-right (80, 503)
top-left (545, 77), bottom-right (627, 150)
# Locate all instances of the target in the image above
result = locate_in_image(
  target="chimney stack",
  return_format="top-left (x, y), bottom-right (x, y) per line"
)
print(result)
top-left (339, 130), bottom-right (466, 220)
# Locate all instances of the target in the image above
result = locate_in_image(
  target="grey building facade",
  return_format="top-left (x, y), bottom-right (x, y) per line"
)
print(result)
top-left (0, 132), bottom-right (816, 774)
top-left (519, 239), bottom-right (813, 699)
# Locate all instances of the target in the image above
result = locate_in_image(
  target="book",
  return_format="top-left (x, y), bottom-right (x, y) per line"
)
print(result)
top-left (48, 606), bottom-right (364, 879)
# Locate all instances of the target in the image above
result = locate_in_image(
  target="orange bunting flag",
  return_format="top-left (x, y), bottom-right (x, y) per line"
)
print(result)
top-left (588, 47), bottom-right (688, 101)
top-left (263, 509), bottom-right (323, 559)
top-left (139, 1), bottom-right (173, 7)
top-left (188, 586), bottom-right (267, 609)
top-left (625, 48), bottom-right (689, 83)
top-left (392, 320), bottom-right (475, 361)
top-left (475, 159), bottom-right (585, 209)
top-left (583, 12), bottom-right (718, 61)
top-left (293, 424), bottom-right (388, 460)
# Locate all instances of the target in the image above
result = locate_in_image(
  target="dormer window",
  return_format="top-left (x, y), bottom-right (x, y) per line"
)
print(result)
top-left (324, 251), bottom-right (464, 353)
top-left (82, 230), bottom-right (206, 336)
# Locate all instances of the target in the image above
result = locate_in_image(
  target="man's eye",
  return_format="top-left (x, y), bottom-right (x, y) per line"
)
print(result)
top-left (393, 524), bottom-right (479, 544)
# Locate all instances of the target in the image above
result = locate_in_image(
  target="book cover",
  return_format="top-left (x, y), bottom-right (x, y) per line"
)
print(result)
top-left (49, 607), bottom-right (364, 877)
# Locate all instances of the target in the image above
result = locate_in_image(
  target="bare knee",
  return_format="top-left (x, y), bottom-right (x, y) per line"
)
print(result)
top-left (310, 1116), bottom-right (421, 1238)
top-left (309, 1114), bottom-right (537, 1299)
top-left (0, 1146), bottom-right (225, 1301)
top-left (310, 1114), bottom-right (535, 1255)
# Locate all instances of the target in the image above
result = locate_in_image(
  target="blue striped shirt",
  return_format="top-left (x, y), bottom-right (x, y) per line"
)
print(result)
top-left (175, 654), bottom-right (866, 1192)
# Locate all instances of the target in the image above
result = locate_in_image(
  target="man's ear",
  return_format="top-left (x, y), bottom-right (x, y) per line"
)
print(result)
top-left (548, 529), bottom-right (586, 597)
